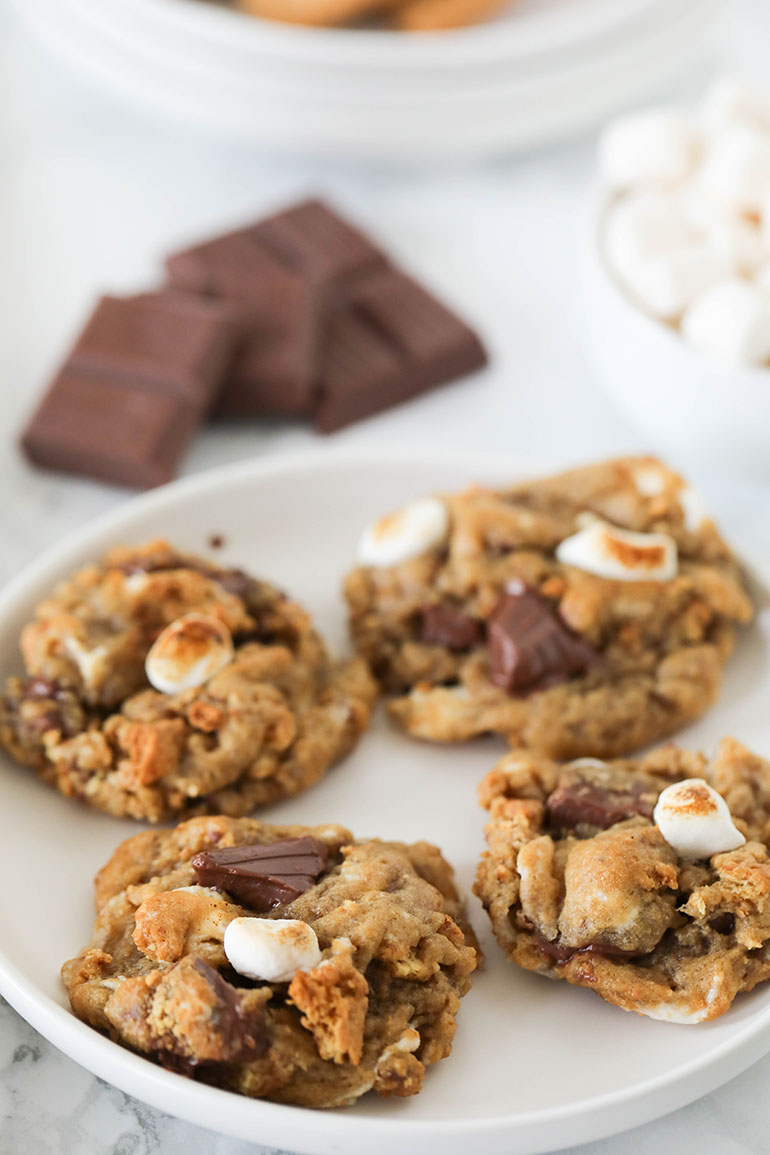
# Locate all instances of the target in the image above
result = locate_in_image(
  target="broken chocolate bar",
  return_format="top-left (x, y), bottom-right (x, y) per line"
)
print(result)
top-left (192, 837), bottom-right (328, 911)
top-left (21, 292), bottom-right (241, 489)
top-left (316, 267), bottom-right (487, 432)
top-left (166, 200), bottom-right (386, 418)
top-left (487, 579), bottom-right (598, 694)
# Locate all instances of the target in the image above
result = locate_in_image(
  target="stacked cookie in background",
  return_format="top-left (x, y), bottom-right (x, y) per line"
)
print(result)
top-left (21, 199), bottom-right (487, 489)
top-left (600, 77), bottom-right (770, 365)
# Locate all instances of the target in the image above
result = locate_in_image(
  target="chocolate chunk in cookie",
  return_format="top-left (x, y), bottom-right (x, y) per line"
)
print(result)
top-left (420, 603), bottom-right (483, 651)
top-left (487, 581), bottom-right (597, 693)
top-left (192, 837), bottom-right (328, 910)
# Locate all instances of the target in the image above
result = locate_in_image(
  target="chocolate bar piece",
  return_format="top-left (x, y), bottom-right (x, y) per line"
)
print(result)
top-left (254, 198), bottom-right (386, 284)
top-left (315, 267), bottom-right (487, 433)
top-left (165, 200), bottom-right (386, 418)
top-left (21, 369), bottom-right (202, 489)
top-left (21, 292), bottom-right (241, 489)
top-left (192, 837), bottom-right (328, 911)
top-left (166, 231), bottom-right (318, 416)
top-left (487, 580), bottom-right (598, 694)
top-left (71, 292), bottom-right (243, 407)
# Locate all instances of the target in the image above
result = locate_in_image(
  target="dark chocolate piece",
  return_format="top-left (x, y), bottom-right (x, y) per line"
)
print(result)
top-left (22, 369), bottom-right (202, 490)
top-left (71, 293), bottom-right (242, 407)
top-left (192, 837), bottom-right (328, 911)
top-left (166, 201), bottom-right (386, 418)
top-left (315, 268), bottom-right (487, 434)
top-left (254, 198), bottom-right (386, 285)
top-left (532, 930), bottom-right (645, 964)
top-left (167, 229), bottom-right (319, 417)
top-left (21, 292), bottom-right (242, 489)
top-left (546, 771), bottom-right (656, 832)
top-left (487, 580), bottom-right (597, 694)
top-left (421, 603), bottom-right (483, 651)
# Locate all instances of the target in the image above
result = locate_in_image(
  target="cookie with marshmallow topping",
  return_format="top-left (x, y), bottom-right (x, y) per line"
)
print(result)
top-left (475, 737), bottom-right (770, 1023)
top-left (0, 539), bottom-right (376, 821)
top-left (344, 456), bottom-right (752, 759)
top-left (63, 814), bottom-right (477, 1108)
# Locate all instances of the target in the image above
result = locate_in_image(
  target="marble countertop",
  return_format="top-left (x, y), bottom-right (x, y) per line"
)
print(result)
top-left (3, 0), bottom-right (770, 1151)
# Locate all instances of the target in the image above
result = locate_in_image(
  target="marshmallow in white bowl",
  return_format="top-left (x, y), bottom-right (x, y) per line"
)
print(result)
top-left (700, 76), bottom-right (770, 134)
top-left (556, 520), bottom-right (677, 582)
top-left (604, 192), bottom-right (696, 270)
top-left (653, 779), bottom-right (746, 860)
top-left (677, 185), bottom-right (764, 274)
top-left (680, 277), bottom-right (770, 366)
top-left (699, 122), bottom-right (770, 215)
top-left (607, 234), bottom-right (732, 321)
top-left (598, 109), bottom-right (701, 190)
top-left (145, 613), bottom-right (234, 694)
top-left (358, 497), bottom-right (449, 567)
top-left (224, 917), bottom-right (322, 983)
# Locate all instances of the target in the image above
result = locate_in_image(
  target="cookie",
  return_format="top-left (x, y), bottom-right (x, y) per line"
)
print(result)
top-left (0, 540), bottom-right (376, 821)
top-left (344, 456), bottom-right (753, 758)
top-left (62, 816), bottom-right (477, 1107)
top-left (474, 737), bottom-right (770, 1023)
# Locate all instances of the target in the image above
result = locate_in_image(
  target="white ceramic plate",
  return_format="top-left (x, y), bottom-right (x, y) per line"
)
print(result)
top-left (16, 0), bottom-right (719, 159)
top-left (2, 450), bottom-right (770, 1155)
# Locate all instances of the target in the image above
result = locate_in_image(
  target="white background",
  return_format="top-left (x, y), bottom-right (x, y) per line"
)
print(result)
top-left (2, 1), bottom-right (770, 1151)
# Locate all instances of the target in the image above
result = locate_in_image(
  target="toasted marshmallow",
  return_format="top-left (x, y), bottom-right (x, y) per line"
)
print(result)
top-left (598, 110), bottom-right (700, 189)
top-left (654, 779), bottom-right (745, 860)
top-left (556, 520), bottom-right (677, 582)
top-left (680, 277), bottom-right (770, 365)
top-left (604, 193), bottom-right (696, 271)
top-left (631, 461), bottom-right (668, 497)
top-left (679, 485), bottom-right (709, 533)
top-left (699, 123), bottom-right (770, 215)
top-left (358, 497), bottom-right (449, 567)
top-left (223, 917), bottom-right (321, 983)
top-left (615, 241), bottom-right (733, 320)
top-left (754, 262), bottom-right (770, 295)
top-left (145, 613), bottom-right (234, 694)
top-left (700, 76), bottom-right (770, 134)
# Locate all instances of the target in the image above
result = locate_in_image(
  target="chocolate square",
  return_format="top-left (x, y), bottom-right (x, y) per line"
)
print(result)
top-left (22, 370), bottom-right (201, 489)
top-left (71, 292), bottom-right (242, 409)
top-left (315, 267), bottom-right (487, 433)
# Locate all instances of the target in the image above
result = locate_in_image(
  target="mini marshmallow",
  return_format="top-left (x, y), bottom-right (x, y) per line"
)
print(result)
top-left (556, 520), bottom-right (677, 582)
top-left (678, 185), bottom-right (764, 274)
top-left (699, 123), bottom-right (770, 215)
top-left (145, 612), bottom-right (234, 694)
top-left (223, 917), bottom-right (322, 983)
top-left (358, 497), bottom-right (449, 567)
top-left (679, 485), bottom-right (709, 533)
top-left (680, 277), bottom-right (770, 365)
top-left (654, 779), bottom-right (745, 860)
top-left (616, 241), bottom-right (733, 320)
top-left (631, 461), bottom-right (668, 497)
top-left (700, 76), bottom-right (770, 134)
top-left (598, 109), bottom-right (700, 189)
top-left (604, 193), bottom-right (696, 271)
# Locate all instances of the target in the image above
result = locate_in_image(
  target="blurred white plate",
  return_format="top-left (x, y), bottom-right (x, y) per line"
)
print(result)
top-left (17, 0), bottom-right (720, 159)
top-left (2, 449), bottom-right (770, 1155)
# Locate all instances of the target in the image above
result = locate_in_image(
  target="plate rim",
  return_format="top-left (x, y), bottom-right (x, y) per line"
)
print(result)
top-left (2, 445), bottom-right (770, 1155)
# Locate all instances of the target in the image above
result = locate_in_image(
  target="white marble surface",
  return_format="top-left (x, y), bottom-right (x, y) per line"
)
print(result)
top-left (2, 1), bottom-right (770, 1151)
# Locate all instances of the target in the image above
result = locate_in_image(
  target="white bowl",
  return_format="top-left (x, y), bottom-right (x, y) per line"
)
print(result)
top-left (583, 195), bottom-right (770, 478)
